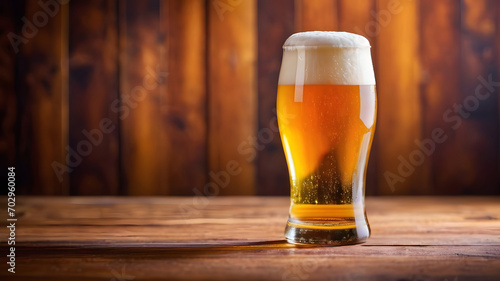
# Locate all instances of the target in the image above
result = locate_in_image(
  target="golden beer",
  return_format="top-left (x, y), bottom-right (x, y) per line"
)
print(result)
top-left (277, 32), bottom-right (376, 245)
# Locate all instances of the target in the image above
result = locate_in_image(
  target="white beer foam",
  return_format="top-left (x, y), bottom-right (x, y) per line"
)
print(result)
top-left (279, 31), bottom-right (375, 85)
top-left (284, 31), bottom-right (371, 48)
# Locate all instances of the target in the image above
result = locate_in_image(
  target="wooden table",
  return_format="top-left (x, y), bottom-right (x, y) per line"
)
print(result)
top-left (1, 196), bottom-right (500, 281)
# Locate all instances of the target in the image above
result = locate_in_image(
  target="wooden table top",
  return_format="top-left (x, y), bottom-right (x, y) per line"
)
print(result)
top-left (1, 196), bottom-right (499, 281)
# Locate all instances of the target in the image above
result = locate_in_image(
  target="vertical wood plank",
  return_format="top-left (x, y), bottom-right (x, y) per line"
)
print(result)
top-left (457, 0), bottom-right (498, 194)
top-left (420, 0), bottom-right (461, 195)
top-left (498, 0), bottom-right (500, 189)
top-left (376, 0), bottom-right (426, 195)
top-left (16, 0), bottom-right (69, 194)
top-left (294, 0), bottom-right (338, 32)
top-left (120, 0), bottom-right (168, 195)
top-left (0, 0), bottom-right (18, 192)
top-left (161, 0), bottom-right (207, 195)
top-left (338, 0), bottom-right (378, 195)
top-left (256, 0), bottom-right (294, 195)
top-left (338, 0), bottom-right (374, 39)
top-left (68, 0), bottom-right (119, 195)
top-left (208, 0), bottom-right (257, 195)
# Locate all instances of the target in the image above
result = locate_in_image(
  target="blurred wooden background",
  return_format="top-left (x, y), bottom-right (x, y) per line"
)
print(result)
top-left (1, 0), bottom-right (499, 196)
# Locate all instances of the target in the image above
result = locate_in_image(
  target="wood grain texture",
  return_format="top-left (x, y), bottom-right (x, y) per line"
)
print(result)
top-left (16, 0), bottom-right (69, 195)
top-left (256, 0), bottom-right (294, 195)
top-left (458, 0), bottom-right (499, 195)
top-left (119, 0), bottom-right (168, 195)
top-left (295, 0), bottom-right (338, 32)
top-left (208, 0), bottom-right (257, 195)
top-left (68, 0), bottom-right (119, 195)
top-left (0, 196), bottom-right (499, 280)
top-left (161, 0), bottom-right (207, 195)
top-left (376, 0), bottom-right (427, 195)
top-left (0, 0), bottom-right (17, 191)
top-left (420, 0), bottom-right (461, 195)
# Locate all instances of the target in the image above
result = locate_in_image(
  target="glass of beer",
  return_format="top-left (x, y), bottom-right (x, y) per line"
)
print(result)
top-left (277, 31), bottom-right (376, 245)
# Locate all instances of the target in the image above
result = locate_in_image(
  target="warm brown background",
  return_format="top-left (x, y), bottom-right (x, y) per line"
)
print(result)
top-left (1, 0), bottom-right (499, 196)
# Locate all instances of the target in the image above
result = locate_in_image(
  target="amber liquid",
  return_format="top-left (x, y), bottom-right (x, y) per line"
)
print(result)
top-left (277, 84), bottom-right (376, 244)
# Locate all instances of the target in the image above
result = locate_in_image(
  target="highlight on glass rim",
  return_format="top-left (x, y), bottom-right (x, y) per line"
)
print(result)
top-left (277, 31), bottom-right (377, 245)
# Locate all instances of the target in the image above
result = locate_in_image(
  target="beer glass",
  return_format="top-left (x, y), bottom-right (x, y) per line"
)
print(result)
top-left (277, 31), bottom-right (376, 245)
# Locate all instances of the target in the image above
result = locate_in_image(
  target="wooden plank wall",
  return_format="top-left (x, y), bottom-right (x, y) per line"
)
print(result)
top-left (0, 1), bottom-right (18, 192)
top-left (256, 0), bottom-right (294, 195)
top-left (208, 0), bottom-right (257, 195)
top-left (377, 0), bottom-right (426, 195)
top-left (458, 0), bottom-right (499, 195)
top-left (119, 0), bottom-right (167, 195)
top-left (14, 0), bottom-right (69, 195)
top-left (162, 0), bottom-right (207, 195)
top-left (68, 0), bottom-right (119, 195)
top-left (1, 0), bottom-right (499, 196)
top-left (420, 0), bottom-right (461, 195)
